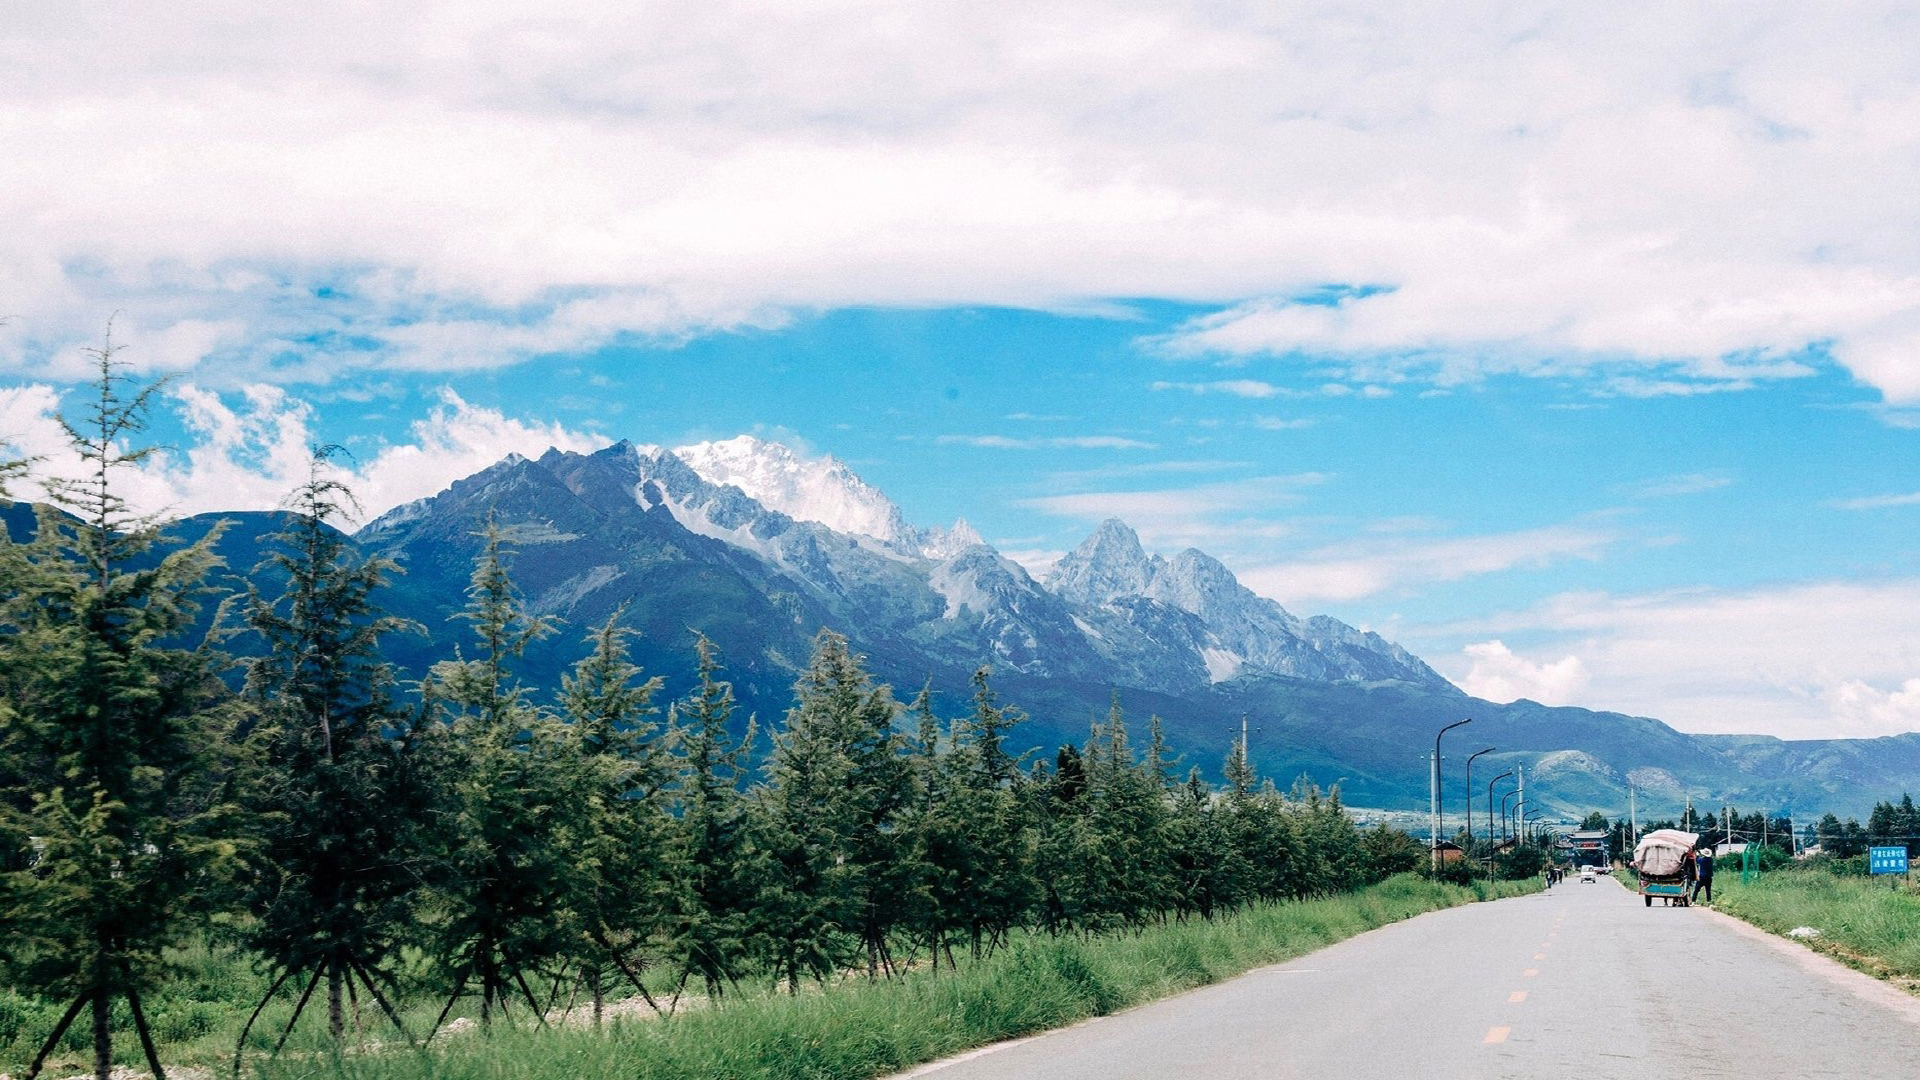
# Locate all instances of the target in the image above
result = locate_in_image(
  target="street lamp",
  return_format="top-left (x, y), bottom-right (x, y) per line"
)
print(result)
top-left (1501, 789), bottom-right (1521, 843)
top-left (1430, 719), bottom-right (1472, 867)
top-left (1464, 747), bottom-right (1496, 852)
top-left (1523, 808), bottom-right (1546, 844)
top-left (1485, 770), bottom-right (1513, 845)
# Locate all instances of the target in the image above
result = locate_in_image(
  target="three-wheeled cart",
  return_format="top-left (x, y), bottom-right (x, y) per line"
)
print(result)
top-left (1633, 828), bottom-right (1699, 908)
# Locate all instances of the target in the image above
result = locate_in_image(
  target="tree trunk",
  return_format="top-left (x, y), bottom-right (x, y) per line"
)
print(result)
top-left (91, 988), bottom-right (110, 1080)
top-left (328, 956), bottom-right (345, 1041)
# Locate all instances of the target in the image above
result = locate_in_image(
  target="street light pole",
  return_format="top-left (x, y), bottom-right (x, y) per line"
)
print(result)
top-left (1431, 718), bottom-right (1472, 868)
top-left (1485, 770), bottom-right (1513, 846)
top-left (1501, 789), bottom-right (1521, 844)
top-left (1524, 808), bottom-right (1545, 845)
top-left (1464, 747), bottom-right (1496, 854)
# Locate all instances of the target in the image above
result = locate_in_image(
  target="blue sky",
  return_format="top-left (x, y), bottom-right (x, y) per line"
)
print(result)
top-left (5, 3), bottom-right (1920, 739)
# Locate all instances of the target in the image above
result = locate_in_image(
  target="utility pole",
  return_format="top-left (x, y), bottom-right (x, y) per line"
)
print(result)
top-left (1517, 765), bottom-right (1525, 842)
top-left (1629, 784), bottom-right (1638, 860)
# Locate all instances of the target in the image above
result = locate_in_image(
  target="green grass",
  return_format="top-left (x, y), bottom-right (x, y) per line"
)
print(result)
top-left (1713, 867), bottom-right (1920, 983)
top-left (2, 875), bottom-right (1536, 1079)
top-left (248, 874), bottom-right (1536, 1080)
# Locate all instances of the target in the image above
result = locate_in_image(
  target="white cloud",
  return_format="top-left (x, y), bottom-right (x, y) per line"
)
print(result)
top-left (1458, 640), bottom-right (1590, 706)
top-left (1250, 416), bottom-right (1314, 430)
top-left (1623, 472), bottom-right (1734, 499)
top-left (1150, 379), bottom-right (1281, 398)
top-left (0, 382), bottom-right (604, 521)
top-left (350, 391), bottom-right (608, 518)
top-left (1826, 678), bottom-right (1920, 736)
top-left (935, 434), bottom-right (1156, 449)
top-left (1020, 473), bottom-right (1322, 551)
top-left (1418, 580), bottom-right (1920, 740)
top-left (998, 547), bottom-right (1065, 578)
top-left (1830, 489), bottom-right (1920, 510)
top-left (1238, 525), bottom-right (1614, 604)
top-left (3, 4), bottom-right (1920, 399)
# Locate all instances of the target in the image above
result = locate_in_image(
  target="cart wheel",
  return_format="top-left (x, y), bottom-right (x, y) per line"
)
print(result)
top-left (1644, 895), bottom-right (1652, 907)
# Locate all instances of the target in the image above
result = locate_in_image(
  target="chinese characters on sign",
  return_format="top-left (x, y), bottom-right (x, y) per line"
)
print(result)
top-left (1868, 846), bottom-right (1909, 875)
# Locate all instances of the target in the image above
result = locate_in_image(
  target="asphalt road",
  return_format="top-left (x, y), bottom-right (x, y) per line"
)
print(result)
top-left (897, 875), bottom-right (1920, 1079)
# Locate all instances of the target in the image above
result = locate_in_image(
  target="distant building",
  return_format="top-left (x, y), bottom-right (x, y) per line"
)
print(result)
top-left (1558, 829), bottom-right (1610, 866)
top-left (1429, 840), bottom-right (1465, 865)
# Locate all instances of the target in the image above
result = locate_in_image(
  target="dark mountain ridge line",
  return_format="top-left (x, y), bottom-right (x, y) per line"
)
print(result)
top-left (6, 431), bottom-right (1917, 818)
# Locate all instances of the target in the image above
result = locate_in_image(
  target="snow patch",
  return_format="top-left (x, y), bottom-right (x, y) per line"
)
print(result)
top-left (534, 565), bottom-right (621, 614)
top-left (929, 559), bottom-right (995, 620)
top-left (656, 488), bottom-right (779, 561)
top-left (1201, 647), bottom-right (1244, 683)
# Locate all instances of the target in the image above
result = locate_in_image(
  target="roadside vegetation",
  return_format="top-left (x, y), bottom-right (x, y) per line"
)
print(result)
top-left (1, 874), bottom-right (1534, 1080)
top-left (0, 337), bottom-right (1549, 1079)
top-left (1714, 866), bottom-right (1920, 987)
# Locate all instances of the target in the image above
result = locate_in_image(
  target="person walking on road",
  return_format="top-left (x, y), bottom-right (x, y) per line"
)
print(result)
top-left (1692, 848), bottom-right (1715, 905)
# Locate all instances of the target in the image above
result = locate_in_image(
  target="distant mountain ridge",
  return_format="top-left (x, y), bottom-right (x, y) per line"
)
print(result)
top-left (18, 433), bottom-right (1902, 820)
top-left (359, 437), bottom-right (1443, 699)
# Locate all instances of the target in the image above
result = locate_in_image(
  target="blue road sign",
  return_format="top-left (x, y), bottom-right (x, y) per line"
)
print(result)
top-left (1869, 846), bottom-right (1909, 875)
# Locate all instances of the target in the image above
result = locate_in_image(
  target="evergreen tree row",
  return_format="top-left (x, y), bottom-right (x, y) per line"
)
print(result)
top-left (0, 347), bottom-right (1424, 1080)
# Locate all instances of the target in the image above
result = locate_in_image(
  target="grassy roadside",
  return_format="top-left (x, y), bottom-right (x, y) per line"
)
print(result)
top-left (247, 874), bottom-right (1535, 1080)
top-left (1713, 868), bottom-right (1920, 991)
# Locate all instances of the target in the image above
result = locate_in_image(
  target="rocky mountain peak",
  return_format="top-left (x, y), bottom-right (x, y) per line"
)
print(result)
top-left (921, 518), bottom-right (986, 560)
top-left (1146, 548), bottom-right (1244, 618)
top-left (1047, 518), bottom-right (1161, 606)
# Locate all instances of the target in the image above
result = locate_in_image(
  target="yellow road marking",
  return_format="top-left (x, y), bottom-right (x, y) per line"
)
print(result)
top-left (1484, 1026), bottom-right (1511, 1044)
top-left (1509, 991), bottom-right (1527, 1003)
top-left (1533, 952), bottom-right (1546, 960)
top-left (1523, 968), bottom-right (1539, 977)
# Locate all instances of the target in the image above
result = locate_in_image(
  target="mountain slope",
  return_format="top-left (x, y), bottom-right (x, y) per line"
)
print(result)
top-left (15, 433), bottom-right (1905, 819)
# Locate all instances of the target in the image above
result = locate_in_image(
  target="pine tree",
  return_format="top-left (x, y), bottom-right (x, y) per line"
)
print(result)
top-left (760, 630), bottom-right (906, 989)
top-left (941, 668), bottom-right (1035, 955)
top-left (664, 635), bottom-right (759, 1001)
top-left (555, 611), bottom-right (669, 1023)
top-left (1085, 696), bottom-right (1174, 926)
top-left (896, 685), bottom-right (961, 970)
top-left (232, 452), bottom-right (424, 1063)
top-left (418, 521), bottom-right (572, 1034)
top-left (0, 335), bottom-right (240, 1080)
top-left (1167, 767), bottom-right (1233, 919)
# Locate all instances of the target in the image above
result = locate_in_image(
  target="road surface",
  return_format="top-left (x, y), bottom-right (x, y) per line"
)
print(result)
top-left (897, 875), bottom-right (1920, 1079)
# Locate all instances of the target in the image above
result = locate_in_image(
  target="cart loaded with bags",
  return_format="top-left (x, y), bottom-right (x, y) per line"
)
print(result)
top-left (1633, 828), bottom-right (1699, 907)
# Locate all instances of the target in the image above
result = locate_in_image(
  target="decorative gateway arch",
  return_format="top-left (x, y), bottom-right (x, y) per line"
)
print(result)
top-left (1558, 829), bottom-right (1611, 867)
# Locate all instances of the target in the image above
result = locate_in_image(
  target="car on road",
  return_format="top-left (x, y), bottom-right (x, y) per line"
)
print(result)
top-left (1580, 867), bottom-right (1596, 883)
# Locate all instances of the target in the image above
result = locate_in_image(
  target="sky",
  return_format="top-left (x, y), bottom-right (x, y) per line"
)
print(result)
top-left (4, 2), bottom-right (1920, 741)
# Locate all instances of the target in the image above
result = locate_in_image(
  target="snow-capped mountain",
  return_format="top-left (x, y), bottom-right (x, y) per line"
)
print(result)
top-left (673, 435), bottom-right (980, 561)
top-left (359, 436), bottom-right (1445, 695)
top-left (215, 432), bottom-right (1920, 816)
top-left (674, 436), bottom-right (913, 546)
